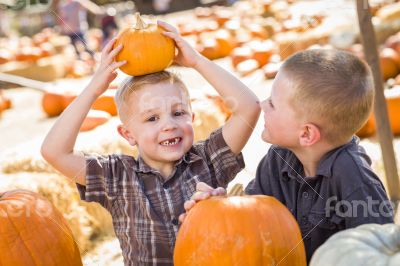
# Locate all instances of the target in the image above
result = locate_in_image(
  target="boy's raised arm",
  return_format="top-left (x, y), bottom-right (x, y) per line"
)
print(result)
top-left (159, 21), bottom-right (261, 154)
top-left (41, 39), bottom-right (126, 185)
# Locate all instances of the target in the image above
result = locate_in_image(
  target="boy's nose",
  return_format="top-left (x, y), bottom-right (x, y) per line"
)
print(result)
top-left (260, 100), bottom-right (267, 109)
top-left (161, 117), bottom-right (177, 131)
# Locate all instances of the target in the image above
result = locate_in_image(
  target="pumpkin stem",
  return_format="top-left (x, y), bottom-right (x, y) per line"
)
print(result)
top-left (134, 12), bottom-right (148, 30)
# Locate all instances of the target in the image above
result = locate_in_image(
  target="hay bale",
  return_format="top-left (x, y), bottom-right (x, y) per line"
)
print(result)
top-left (0, 55), bottom-right (69, 82)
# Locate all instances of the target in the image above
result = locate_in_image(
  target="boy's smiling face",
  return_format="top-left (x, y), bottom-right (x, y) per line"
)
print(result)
top-left (260, 70), bottom-right (303, 148)
top-left (119, 82), bottom-right (194, 172)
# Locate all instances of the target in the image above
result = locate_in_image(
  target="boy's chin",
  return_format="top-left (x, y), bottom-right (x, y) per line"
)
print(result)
top-left (160, 151), bottom-right (186, 162)
top-left (261, 131), bottom-right (271, 143)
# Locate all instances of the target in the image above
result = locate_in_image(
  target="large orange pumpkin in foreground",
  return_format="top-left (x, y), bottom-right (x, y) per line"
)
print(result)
top-left (115, 13), bottom-right (175, 76)
top-left (0, 190), bottom-right (82, 266)
top-left (174, 195), bottom-right (306, 266)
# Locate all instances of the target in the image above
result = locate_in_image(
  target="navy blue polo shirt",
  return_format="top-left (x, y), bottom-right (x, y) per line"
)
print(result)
top-left (245, 136), bottom-right (394, 262)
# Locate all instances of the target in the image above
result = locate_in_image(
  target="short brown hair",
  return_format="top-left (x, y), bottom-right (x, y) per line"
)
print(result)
top-left (282, 49), bottom-right (374, 144)
top-left (115, 71), bottom-right (190, 122)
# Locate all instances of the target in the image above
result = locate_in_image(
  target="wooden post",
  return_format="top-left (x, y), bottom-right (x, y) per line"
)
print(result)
top-left (356, 0), bottom-right (400, 206)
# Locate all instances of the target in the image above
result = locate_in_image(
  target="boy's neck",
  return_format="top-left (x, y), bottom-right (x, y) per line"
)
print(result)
top-left (291, 141), bottom-right (344, 178)
top-left (140, 156), bottom-right (176, 179)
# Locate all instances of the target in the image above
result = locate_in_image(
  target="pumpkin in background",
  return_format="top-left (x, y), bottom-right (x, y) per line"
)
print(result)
top-left (92, 89), bottom-right (117, 116)
top-left (231, 46), bottom-right (252, 68)
top-left (356, 115), bottom-right (376, 138)
top-left (80, 110), bottom-right (111, 131)
top-left (198, 38), bottom-right (221, 60)
top-left (115, 13), bottom-right (175, 76)
top-left (385, 87), bottom-right (400, 135)
top-left (42, 91), bottom-right (75, 117)
top-left (214, 29), bottom-right (237, 57)
top-left (310, 223), bottom-right (400, 266)
top-left (0, 91), bottom-right (11, 113)
top-left (0, 49), bottom-right (13, 65)
top-left (0, 190), bottom-right (82, 266)
top-left (249, 40), bottom-right (277, 67)
top-left (356, 86), bottom-right (400, 137)
top-left (42, 89), bottom-right (117, 117)
top-left (174, 195), bottom-right (306, 266)
top-left (380, 47), bottom-right (400, 80)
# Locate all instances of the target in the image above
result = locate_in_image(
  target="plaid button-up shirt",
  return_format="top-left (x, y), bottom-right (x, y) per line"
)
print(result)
top-left (76, 128), bottom-right (245, 265)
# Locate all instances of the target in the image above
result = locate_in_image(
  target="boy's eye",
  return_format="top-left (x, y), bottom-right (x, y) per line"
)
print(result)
top-left (147, 116), bottom-right (158, 122)
top-left (268, 99), bottom-right (274, 108)
top-left (174, 110), bottom-right (185, 116)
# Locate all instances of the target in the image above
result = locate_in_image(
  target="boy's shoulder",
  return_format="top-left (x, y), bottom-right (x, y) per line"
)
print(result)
top-left (86, 153), bottom-right (138, 171)
top-left (191, 127), bottom-right (228, 157)
top-left (320, 136), bottom-right (385, 195)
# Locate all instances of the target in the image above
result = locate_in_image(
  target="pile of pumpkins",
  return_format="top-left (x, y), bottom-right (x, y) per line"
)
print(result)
top-left (172, 0), bottom-right (325, 78)
top-left (352, 30), bottom-right (400, 138)
top-left (0, 28), bottom-right (100, 80)
top-left (0, 29), bottom-right (56, 64)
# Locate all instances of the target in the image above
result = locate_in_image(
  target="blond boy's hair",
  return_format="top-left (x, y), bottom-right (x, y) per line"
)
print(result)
top-left (282, 49), bottom-right (374, 144)
top-left (115, 71), bottom-right (190, 122)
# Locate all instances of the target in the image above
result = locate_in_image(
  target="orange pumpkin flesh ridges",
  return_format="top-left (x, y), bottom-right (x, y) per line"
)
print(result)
top-left (114, 13), bottom-right (175, 76)
top-left (174, 195), bottom-right (306, 266)
top-left (0, 190), bottom-right (82, 266)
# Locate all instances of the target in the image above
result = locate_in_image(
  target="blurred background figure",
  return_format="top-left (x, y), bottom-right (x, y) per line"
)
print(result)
top-left (101, 7), bottom-right (118, 48)
top-left (153, 0), bottom-right (171, 14)
top-left (57, 0), bottom-right (103, 56)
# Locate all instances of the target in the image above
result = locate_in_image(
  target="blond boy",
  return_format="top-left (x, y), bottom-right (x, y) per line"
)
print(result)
top-left (41, 21), bottom-right (260, 265)
top-left (184, 49), bottom-right (394, 262)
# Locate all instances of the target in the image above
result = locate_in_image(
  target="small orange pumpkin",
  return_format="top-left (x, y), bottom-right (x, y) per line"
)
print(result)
top-left (42, 91), bottom-right (69, 117)
top-left (174, 195), bottom-right (306, 266)
top-left (356, 87), bottom-right (400, 137)
top-left (92, 89), bottom-right (117, 116)
top-left (380, 48), bottom-right (400, 80)
top-left (42, 91), bottom-right (76, 117)
top-left (356, 115), bottom-right (376, 138)
top-left (115, 13), bottom-right (175, 76)
top-left (0, 190), bottom-right (82, 265)
top-left (231, 46), bottom-right (252, 68)
top-left (80, 109), bottom-right (111, 131)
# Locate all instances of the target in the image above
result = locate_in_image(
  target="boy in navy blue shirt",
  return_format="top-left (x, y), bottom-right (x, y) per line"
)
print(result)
top-left (181, 49), bottom-right (394, 262)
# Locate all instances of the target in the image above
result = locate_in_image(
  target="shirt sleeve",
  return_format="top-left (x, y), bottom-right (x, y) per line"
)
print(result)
top-left (245, 152), bottom-right (272, 195)
top-left (342, 183), bottom-right (394, 228)
top-left (197, 127), bottom-right (245, 188)
top-left (76, 153), bottom-right (123, 211)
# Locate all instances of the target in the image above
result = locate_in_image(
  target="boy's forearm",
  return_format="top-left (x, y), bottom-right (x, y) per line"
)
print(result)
top-left (41, 85), bottom-right (99, 158)
top-left (194, 57), bottom-right (259, 115)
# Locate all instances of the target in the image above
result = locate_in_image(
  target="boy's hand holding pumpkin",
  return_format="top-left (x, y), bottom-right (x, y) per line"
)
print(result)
top-left (178, 182), bottom-right (226, 223)
top-left (88, 38), bottom-right (126, 96)
top-left (158, 21), bottom-right (204, 69)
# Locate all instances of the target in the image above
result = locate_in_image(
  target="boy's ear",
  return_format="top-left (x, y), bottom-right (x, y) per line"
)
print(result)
top-left (192, 112), bottom-right (195, 122)
top-left (299, 123), bottom-right (320, 147)
top-left (117, 124), bottom-right (137, 146)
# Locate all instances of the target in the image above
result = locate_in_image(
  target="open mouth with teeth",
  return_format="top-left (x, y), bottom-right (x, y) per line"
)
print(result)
top-left (160, 137), bottom-right (182, 146)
